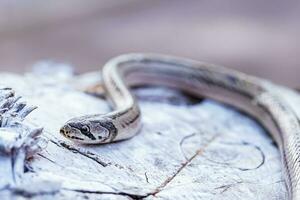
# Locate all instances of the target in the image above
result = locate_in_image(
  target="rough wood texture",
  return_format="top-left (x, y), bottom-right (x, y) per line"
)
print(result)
top-left (1, 64), bottom-right (296, 199)
top-left (0, 87), bottom-right (45, 199)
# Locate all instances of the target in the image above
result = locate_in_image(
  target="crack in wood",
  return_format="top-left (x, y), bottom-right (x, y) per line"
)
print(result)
top-left (37, 153), bottom-right (56, 164)
top-left (179, 132), bottom-right (197, 160)
top-left (145, 133), bottom-right (220, 198)
top-left (144, 172), bottom-right (149, 183)
top-left (0, 70), bottom-right (289, 199)
top-left (12, 188), bottom-right (59, 198)
top-left (214, 181), bottom-right (244, 194)
top-left (203, 141), bottom-right (266, 171)
top-left (62, 188), bottom-right (146, 200)
top-left (1, 181), bottom-right (61, 198)
top-left (49, 139), bottom-right (132, 171)
top-left (49, 140), bottom-right (109, 167)
top-left (11, 150), bottom-right (18, 183)
top-left (48, 134), bottom-right (220, 199)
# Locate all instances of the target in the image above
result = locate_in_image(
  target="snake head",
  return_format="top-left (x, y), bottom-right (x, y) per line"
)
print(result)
top-left (60, 116), bottom-right (113, 144)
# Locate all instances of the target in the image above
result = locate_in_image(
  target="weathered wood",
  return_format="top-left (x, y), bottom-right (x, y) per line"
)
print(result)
top-left (0, 87), bottom-right (44, 199)
top-left (1, 65), bottom-right (295, 199)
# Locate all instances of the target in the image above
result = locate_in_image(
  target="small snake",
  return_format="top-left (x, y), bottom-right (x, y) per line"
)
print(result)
top-left (60, 53), bottom-right (300, 199)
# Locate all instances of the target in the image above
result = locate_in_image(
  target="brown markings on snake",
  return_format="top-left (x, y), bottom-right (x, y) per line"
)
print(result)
top-left (124, 112), bottom-right (140, 126)
top-left (92, 120), bottom-right (118, 141)
top-left (123, 59), bottom-right (262, 100)
top-left (124, 61), bottom-right (283, 144)
top-left (255, 95), bottom-right (290, 143)
top-left (68, 122), bottom-right (96, 140)
top-left (121, 59), bottom-right (293, 182)
top-left (126, 63), bottom-right (247, 98)
top-left (254, 94), bottom-right (298, 186)
top-left (70, 136), bottom-right (84, 140)
top-left (108, 74), bottom-right (123, 96)
top-left (110, 107), bottom-right (133, 120)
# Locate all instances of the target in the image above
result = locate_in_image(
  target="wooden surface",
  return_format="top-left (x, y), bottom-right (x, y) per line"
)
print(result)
top-left (0, 65), bottom-right (294, 199)
top-left (0, 0), bottom-right (300, 87)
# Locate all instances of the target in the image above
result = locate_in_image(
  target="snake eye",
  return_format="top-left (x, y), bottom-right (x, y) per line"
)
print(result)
top-left (81, 125), bottom-right (90, 133)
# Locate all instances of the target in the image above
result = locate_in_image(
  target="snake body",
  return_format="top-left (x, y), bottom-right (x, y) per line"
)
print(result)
top-left (60, 54), bottom-right (300, 199)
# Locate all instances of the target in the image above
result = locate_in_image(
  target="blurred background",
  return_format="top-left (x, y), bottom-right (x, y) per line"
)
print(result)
top-left (0, 0), bottom-right (299, 87)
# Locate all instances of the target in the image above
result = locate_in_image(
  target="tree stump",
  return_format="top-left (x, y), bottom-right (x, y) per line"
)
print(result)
top-left (1, 64), bottom-right (295, 199)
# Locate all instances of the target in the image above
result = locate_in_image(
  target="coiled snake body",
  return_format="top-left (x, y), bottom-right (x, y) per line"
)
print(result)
top-left (60, 54), bottom-right (300, 199)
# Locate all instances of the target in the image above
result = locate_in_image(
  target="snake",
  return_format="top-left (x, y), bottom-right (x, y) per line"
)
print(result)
top-left (60, 53), bottom-right (300, 199)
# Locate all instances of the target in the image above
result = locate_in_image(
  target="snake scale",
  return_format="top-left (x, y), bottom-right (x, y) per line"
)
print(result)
top-left (60, 53), bottom-right (300, 199)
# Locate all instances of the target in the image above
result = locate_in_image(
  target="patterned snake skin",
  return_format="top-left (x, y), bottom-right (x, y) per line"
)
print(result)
top-left (60, 54), bottom-right (300, 199)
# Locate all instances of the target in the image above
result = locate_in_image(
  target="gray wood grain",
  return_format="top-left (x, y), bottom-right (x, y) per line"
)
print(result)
top-left (0, 65), bottom-right (291, 199)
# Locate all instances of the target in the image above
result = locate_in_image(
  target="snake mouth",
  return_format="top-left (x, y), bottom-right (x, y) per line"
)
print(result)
top-left (60, 124), bottom-right (86, 142)
top-left (60, 124), bottom-right (72, 138)
top-left (60, 127), bottom-right (69, 137)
